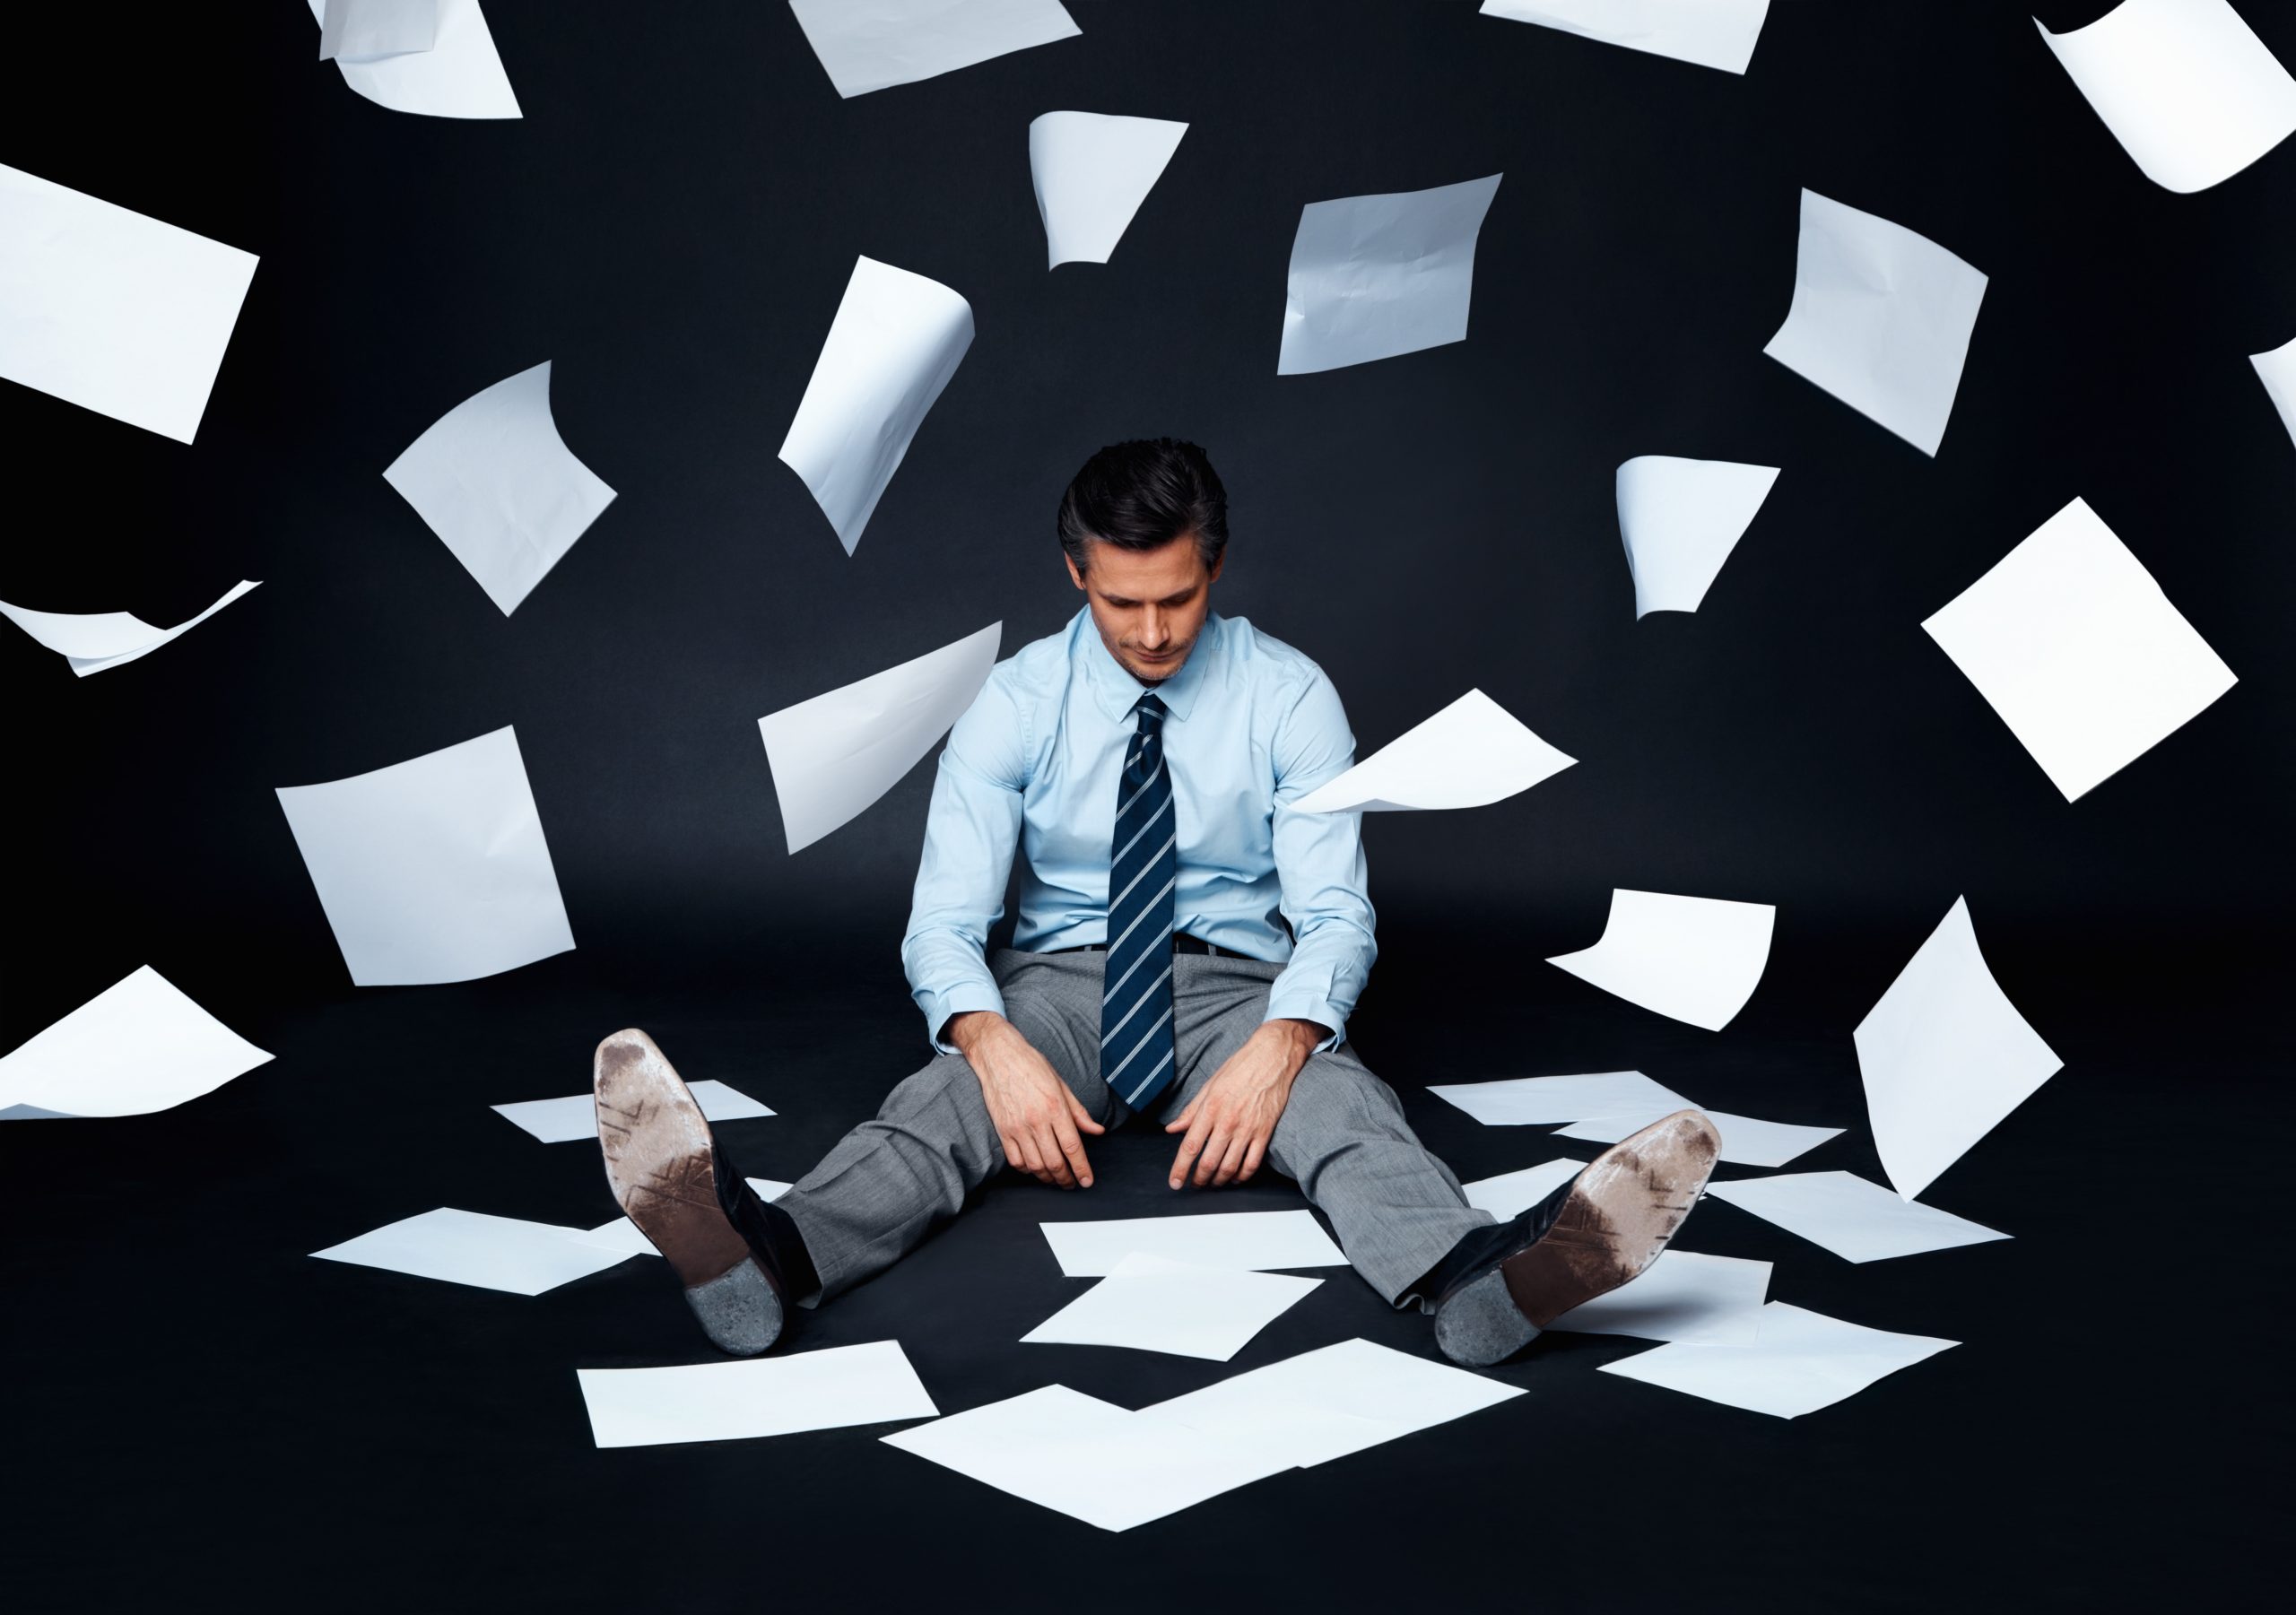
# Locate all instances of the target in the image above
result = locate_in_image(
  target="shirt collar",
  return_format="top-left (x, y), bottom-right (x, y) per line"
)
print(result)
top-left (1076, 606), bottom-right (1217, 724)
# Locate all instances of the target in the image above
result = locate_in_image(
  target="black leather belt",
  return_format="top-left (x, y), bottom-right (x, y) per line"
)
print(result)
top-left (1053, 933), bottom-right (1234, 957)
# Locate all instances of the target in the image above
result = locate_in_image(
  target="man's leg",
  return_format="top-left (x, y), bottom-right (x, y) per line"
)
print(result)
top-left (1160, 953), bottom-right (1494, 1309)
top-left (775, 948), bottom-right (1121, 1307)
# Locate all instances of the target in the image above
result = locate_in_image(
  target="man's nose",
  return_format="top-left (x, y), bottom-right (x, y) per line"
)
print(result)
top-left (1140, 608), bottom-right (1166, 646)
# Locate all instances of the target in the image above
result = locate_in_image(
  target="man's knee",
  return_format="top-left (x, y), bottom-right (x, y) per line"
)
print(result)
top-left (879, 1051), bottom-right (984, 1123)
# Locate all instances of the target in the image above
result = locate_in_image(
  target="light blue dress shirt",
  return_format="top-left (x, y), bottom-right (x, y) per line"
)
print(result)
top-left (902, 607), bottom-right (1377, 1056)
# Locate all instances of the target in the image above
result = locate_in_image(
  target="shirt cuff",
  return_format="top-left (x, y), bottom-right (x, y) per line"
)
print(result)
top-left (1262, 994), bottom-right (1344, 1055)
top-left (922, 981), bottom-right (1008, 1055)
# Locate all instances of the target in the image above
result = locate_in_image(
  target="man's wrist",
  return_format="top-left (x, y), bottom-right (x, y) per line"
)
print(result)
top-left (1266, 1017), bottom-right (1327, 1064)
top-left (944, 1009), bottom-right (1005, 1056)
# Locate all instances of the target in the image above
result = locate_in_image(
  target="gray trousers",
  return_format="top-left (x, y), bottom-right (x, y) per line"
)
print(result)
top-left (774, 948), bottom-right (1496, 1310)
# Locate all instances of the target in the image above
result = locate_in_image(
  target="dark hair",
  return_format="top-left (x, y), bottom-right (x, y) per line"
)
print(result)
top-left (1057, 438), bottom-right (1228, 574)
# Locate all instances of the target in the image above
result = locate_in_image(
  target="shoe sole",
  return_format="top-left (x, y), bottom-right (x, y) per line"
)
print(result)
top-left (1499, 1109), bottom-right (1720, 1329)
top-left (593, 1029), bottom-right (754, 1292)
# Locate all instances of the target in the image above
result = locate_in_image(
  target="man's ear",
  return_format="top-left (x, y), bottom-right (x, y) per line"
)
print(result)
top-left (1208, 550), bottom-right (1224, 584)
top-left (1065, 550), bottom-right (1086, 591)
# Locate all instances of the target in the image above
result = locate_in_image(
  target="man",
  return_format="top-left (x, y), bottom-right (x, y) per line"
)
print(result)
top-left (593, 438), bottom-right (1718, 1368)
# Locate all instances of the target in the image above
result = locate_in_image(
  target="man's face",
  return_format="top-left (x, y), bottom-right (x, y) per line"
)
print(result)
top-left (1065, 534), bottom-right (1222, 685)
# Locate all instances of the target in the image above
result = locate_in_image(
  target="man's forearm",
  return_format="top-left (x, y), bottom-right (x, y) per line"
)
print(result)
top-left (942, 1008), bottom-right (1007, 1058)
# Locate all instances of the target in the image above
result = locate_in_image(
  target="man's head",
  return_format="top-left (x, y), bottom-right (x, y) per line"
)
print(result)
top-left (1058, 438), bottom-right (1227, 685)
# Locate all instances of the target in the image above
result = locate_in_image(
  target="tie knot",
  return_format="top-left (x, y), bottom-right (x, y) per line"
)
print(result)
top-left (1133, 693), bottom-right (1168, 730)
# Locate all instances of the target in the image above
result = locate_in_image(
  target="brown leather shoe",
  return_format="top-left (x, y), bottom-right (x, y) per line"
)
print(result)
top-left (594, 1029), bottom-right (785, 1356)
top-left (1431, 1108), bottom-right (1721, 1366)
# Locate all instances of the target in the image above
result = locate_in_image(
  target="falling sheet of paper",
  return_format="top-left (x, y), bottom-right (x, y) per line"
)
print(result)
top-left (1708, 1170), bottom-right (2010, 1263)
top-left (580, 1340), bottom-right (937, 1447)
top-left (1292, 688), bottom-right (1573, 814)
top-left (1427, 1070), bottom-right (1691, 1126)
top-left (0, 580), bottom-right (259, 677)
top-left (1022, 1254), bottom-right (1323, 1361)
top-left (1546, 889), bottom-right (1776, 1031)
top-left (1028, 111), bottom-right (1187, 267)
top-left (2035, 0), bottom-right (2296, 192)
top-left (778, 256), bottom-right (975, 553)
top-left (1600, 1300), bottom-right (1957, 1418)
top-left (884, 1385), bottom-right (1292, 1531)
top-left (1922, 497), bottom-right (2237, 802)
top-left (1854, 897), bottom-right (2062, 1201)
top-left (0, 162), bottom-right (258, 444)
top-left (319, 0), bottom-right (438, 60)
top-left (1278, 174), bottom-right (1503, 375)
top-left (383, 360), bottom-right (616, 615)
top-left (0, 966), bottom-right (271, 1121)
top-left (1762, 188), bottom-right (1987, 456)
top-left (1551, 1250), bottom-right (1771, 1345)
top-left (1616, 456), bottom-right (1780, 616)
top-left (492, 1080), bottom-right (774, 1143)
top-left (306, 0), bottom-right (519, 118)
top-left (1039, 1210), bottom-right (1346, 1277)
top-left (1144, 1338), bottom-right (1524, 1469)
top-left (788, 0), bottom-right (1080, 99)
top-left (1460, 1158), bottom-right (1586, 1219)
top-left (2252, 332), bottom-right (2296, 448)
top-left (1556, 1107), bottom-right (1840, 1169)
top-left (578, 1179), bottom-right (792, 1256)
top-left (758, 621), bottom-right (1001, 853)
top-left (1478, 0), bottom-right (1771, 75)
top-left (311, 1207), bottom-right (631, 1295)
top-left (275, 725), bottom-right (576, 986)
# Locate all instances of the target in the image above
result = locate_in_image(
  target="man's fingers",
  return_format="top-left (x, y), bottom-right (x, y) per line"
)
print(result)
top-left (1032, 1121), bottom-right (1076, 1187)
top-left (1169, 1109), bottom-right (1214, 1188)
top-left (1210, 1131), bottom-right (1251, 1187)
top-left (1195, 1122), bottom-right (1234, 1186)
top-left (1239, 1133), bottom-right (1268, 1183)
top-left (1000, 1133), bottom-right (1026, 1174)
top-left (1162, 1097), bottom-right (1197, 1133)
top-left (1064, 1087), bottom-right (1107, 1135)
top-left (1052, 1113), bottom-right (1094, 1188)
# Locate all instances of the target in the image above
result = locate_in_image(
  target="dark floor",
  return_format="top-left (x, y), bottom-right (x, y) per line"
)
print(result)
top-left (4, 918), bottom-right (2277, 1613)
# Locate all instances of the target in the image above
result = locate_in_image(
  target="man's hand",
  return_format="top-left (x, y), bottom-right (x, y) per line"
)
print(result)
top-left (1164, 1019), bottom-right (1326, 1189)
top-left (947, 1011), bottom-right (1103, 1189)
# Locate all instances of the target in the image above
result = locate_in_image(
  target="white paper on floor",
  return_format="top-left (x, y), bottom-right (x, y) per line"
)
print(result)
top-left (1617, 456), bottom-right (1780, 616)
top-left (788, 0), bottom-right (1079, 99)
top-left (1546, 889), bottom-right (1775, 1031)
top-left (0, 580), bottom-right (260, 677)
top-left (0, 966), bottom-right (272, 1121)
top-left (1278, 174), bottom-right (1504, 375)
top-left (493, 1079), bottom-right (774, 1143)
top-left (1854, 897), bottom-right (2062, 1201)
top-left (1707, 1169), bottom-right (2009, 1263)
top-left (1029, 111), bottom-right (1187, 267)
top-left (305, 0), bottom-right (518, 118)
top-left (1460, 1157), bottom-right (1586, 1219)
top-left (1144, 1338), bottom-right (1525, 1469)
top-left (1427, 1071), bottom-right (1691, 1126)
top-left (581, 1340), bottom-right (938, 1447)
top-left (578, 1179), bottom-right (793, 1256)
top-left (311, 1207), bottom-right (633, 1294)
top-left (1599, 1300), bottom-right (1957, 1418)
top-left (758, 621), bottom-right (1001, 853)
top-left (1552, 1249), bottom-right (1771, 1344)
top-left (319, 0), bottom-right (437, 60)
top-left (1922, 496), bottom-right (2237, 802)
top-left (883, 1384), bottom-right (1291, 1532)
top-left (1762, 188), bottom-right (1987, 456)
top-left (274, 725), bottom-right (576, 986)
top-left (778, 256), bottom-right (975, 553)
top-left (1478, 0), bottom-right (1771, 75)
top-left (0, 162), bottom-right (259, 444)
top-left (2035, 0), bottom-right (2296, 192)
top-left (2251, 332), bottom-right (2296, 449)
top-left (1555, 1106), bottom-right (1840, 1168)
top-left (1039, 1210), bottom-right (1347, 1277)
top-left (1022, 1253), bottom-right (1322, 1361)
top-left (1292, 688), bottom-right (1574, 813)
top-left (382, 360), bottom-right (616, 616)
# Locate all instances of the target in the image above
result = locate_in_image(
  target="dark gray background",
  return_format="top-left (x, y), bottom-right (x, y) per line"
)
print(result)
top-left (3, 4), bottom-right (2285, 1611)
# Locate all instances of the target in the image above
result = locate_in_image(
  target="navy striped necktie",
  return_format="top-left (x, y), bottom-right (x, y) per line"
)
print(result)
top-left (1101, 692), bottom-right (1178, 1109)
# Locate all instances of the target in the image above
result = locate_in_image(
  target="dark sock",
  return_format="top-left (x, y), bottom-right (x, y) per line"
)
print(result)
top-left (711, 1145), bottom-right (822, 1300)
top-left (1405, 1169), bottom-right (1584, 1305)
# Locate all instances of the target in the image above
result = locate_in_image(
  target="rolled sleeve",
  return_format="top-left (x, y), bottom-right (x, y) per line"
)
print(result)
top-left (900, 673), bottom-right (1029, 1054)
top-left (1263, 668), bottom-right (1377, 1051)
